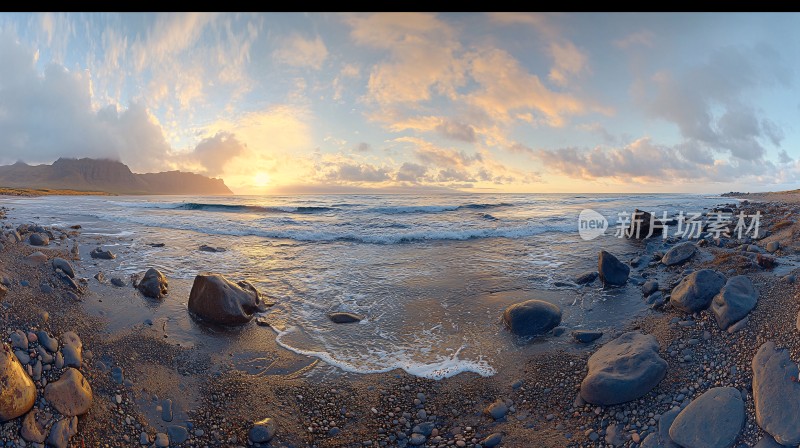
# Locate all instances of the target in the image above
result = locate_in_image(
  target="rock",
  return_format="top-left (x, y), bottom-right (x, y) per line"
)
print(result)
top-left (572, 330), bottom-right (603, 343)
top-left (90, 247), bottom-right (115, 259)
top-left (188, 274), bottom-right (262, 325)
top-left (662, 242), bottom-right (697, 266)
top-left (641, 280), bottom-right (659, 297)
top-left (711, 276), bottom-right (758, 330)
top-left (137, 268), bottom-right (168, 299)
top-left (94, 272), bottom-right (105, 283)
top-left (20, 408), bottom-right (51, 443)
top-left (766, 241), bottom-right (780, 253)
top-left (29, 233), bottom-right (49, 246)
top-left (598, 250), bottom-right (630, 286)
top-left (502, 300), bottom-right (562, 336)
top-left (629, 209), bottom-right (663, 238)
top-left (605, 424), bottom-right (625, 446)
top-left (482, 433), bottom-right (503, 447)
top-left (167, 425), bottom-right (189, 444)
top-left (575, 271), bottom-right (598, 285)
top-left (484, 399), bottom-right (509, 420)
top-left (61, 331), bottom-right (82, 368)
top-left (46, 416), bottom-right (78, 448)
top-left (154, 433), bottom-right (169, 447)
top-left (25, 251), bottom-right (47, 265)
top-left (409, 433), bottom-right (427, 445)
top-left (111, 366), bottom-right (124, 384)
top-left (752, 342), bottom-right (800, 445)
top-left (10, 330), bottom-right (28, 350)
top-left (727, 316), bottom-right (749, 334)
top-left (249, 417), bottom-right (277, 443)
top-left (640, 407), bottom-right (681, 448)
top-left (44, 368), bottom-right (93, 416)
top-left (0, 343), bottom-right (36, 421)
top-left (52, 258), bottom-right (75, 278)
top-left (140, 432), bottom-right (150, 445)
top-left (580, 332), bottom-right (667, 406)
top-left (36, 331), bottom-right (58, 352)
top-left (669, 387), bottom-right (744, 448)
top-left (161, 398), bottom-right (173, 422)
top-left (110, 277), bottom-right (126, 287)
top-left (755, 435), bottom-right (785, 447)
top-left (199, 245), bottom-right (226, 252)
top-left (670, 269), bottom-right (726, 313)
top-left (14, 350), bottom-right (30, 365)
top-left (329, 312), bottom-right (364, 323)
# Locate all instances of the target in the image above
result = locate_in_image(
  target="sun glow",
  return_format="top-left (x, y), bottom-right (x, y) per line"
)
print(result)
top-left (253, 172), bottom-right (271, 187)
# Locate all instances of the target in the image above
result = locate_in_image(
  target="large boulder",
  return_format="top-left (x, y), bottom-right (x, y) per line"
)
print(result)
top-left (502, 300), bottom-right (562, 336)
top-left (598, 250), bottom-right (630, 286)
top-left (188, 274), bottom-right (261, 325)
top-left (44, 368), bottom-right (93, 417)
top-left (662, 242), bottom-right (697, 266)
top-left (670, 269), bottom-right (726, 313)
top-left (752, 342), bottom-right (800, 446)
top-left (0, 343), bottom-right (36, 421)
top-left (628, 210), bottom-right (663, 238)
top-left (669, 387), bottom-right (744, 448)
top-left (138, 268), bottom-right (168, 299)
top-left (580, 332), bottom-right (667, 406)
top-left (710, 276), bottom-right (758, 330)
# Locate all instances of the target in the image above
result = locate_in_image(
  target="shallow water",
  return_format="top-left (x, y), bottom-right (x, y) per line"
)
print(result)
top-left (3, 193), bottom-right (733, 379)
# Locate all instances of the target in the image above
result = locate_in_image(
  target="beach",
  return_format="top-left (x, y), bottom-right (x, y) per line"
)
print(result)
top-left (0, 193), bottom-right (798, 447)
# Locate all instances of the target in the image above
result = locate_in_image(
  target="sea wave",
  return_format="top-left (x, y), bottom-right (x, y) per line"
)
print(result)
top-left (368, 202), bottom-right (514, 214)
top-left (111, 201), bottom-right (336, 214)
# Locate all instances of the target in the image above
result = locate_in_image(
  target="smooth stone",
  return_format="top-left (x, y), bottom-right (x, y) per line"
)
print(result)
top-left (502, 300), bottom-right (562, 336)
top-left (111, 366), bottom-right (124, 384)
top-left (752, 342), bottom-right (800, 445)
top-left (754, 435), bottom-right (786, 447)
top-left (25, 251), bottom-right (47, 265)
top-left (670, 269), bottom-right (727, 313)
top-left (662, 242), bottom-right (697, 266)
top-left (36, 331), bottom-right (58, 352)
top-left (248, 417), bottom-right (277, 443)
top-left (188, 273), bottom-right (261, 325)
top-left (572, 330), bottom-right (603, 343)
top-left (711, 276), bottom-right (758, 330)
top-left (51, 258), bottom-right (75, 278)
top-left (580, 332), bottom-right (667, 406)
top-left (154, 433), bottom-right (169, 447)
top-left (409, 433), bottom-right (426, 445)
top-left (669, 387), bottom-right (744, 448)
top-left (110, 277), bottom-right (126, 287)
top-left (44, 368), bottom-right (93, 416)
top-left (61, 331), bottom-right (82, 368)
top-left (14, 350), bottom-right (30, 365)
top-left (167, 425), bottom-right (189, 444)
top-left (482, 433), bottom-right (503, 447)
top-left (161, 398), bottom-right (173, 422)
top-left (0, 343), bottom-right (36, 421)
top-left (20, 408), bottom-right (51, 443)
top-left (575, 271), bottom-right (598, 285)
top-left (484, 399), bottom-right (509, 420)
top-left (199, 245), bottom-right (226, 252)
top-left (46, 417), bottom-right (78, 448)
top-left (329, 312), bottom-right (364, 324)
top-left (140, 432), bottom-right (149, 445)
top-left (598, 250), bottom-right (630, 286)
top-left (90, 247), bottom-right (115, 259)
top-left (138, 268), bottom-right (168, 299)
top-left (29, 233), bottom-right (49, 246)
top-left (766, 241), bottom-right (780, 253)
top-left (642, 279), bottom-right (659, 297)
top-left (10, 330), bottom-right (28, 350)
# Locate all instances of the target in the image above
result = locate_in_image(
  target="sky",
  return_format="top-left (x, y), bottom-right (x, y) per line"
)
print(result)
top-left (0, 12), bottom-right (799, 194)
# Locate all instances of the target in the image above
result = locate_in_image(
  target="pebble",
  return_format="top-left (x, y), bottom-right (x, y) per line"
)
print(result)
top-left (161, 398), bottom-right (173, 422)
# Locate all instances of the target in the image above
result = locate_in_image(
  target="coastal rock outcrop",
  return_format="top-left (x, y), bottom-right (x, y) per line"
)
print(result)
top-left (752, 342), bottom-right (800, 446)
top-left (502, 300), bottom-right (562, 336)
top-left (137, 268), bottom-right (168, 299)
top-left (188, 274), bottom-right (261, 325)
top-left (0, 343), bottom-right (36, 421)
top-left (710, 276), bottom-right (758, 330)
top-left (598, 250), bottom-right (629, 286)
top-left (580, 332), bottom-right (667, 406)
top-left (661, 242), bottom-right (696, 266)
top-left (668, 387), bottom-right (744, 448)
top-left (44, 368), bottom-right (93, 417)
top-left (670, 269), bottom-right (726, 313)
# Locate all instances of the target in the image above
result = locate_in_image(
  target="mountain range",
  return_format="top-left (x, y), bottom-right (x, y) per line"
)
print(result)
top-left (0, 158), bottom-right (232, 195)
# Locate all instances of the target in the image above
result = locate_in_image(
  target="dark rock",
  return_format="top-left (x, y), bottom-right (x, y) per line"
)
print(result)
top-left (161, 398), bottom-right (173, 422)
top-left (52, 258), bottom-right (75, 278)
top-left (149, 243), bottom-right (165, 247)
top-left (670, 269), bottom-right (726, 313)
top-left (502, 300), bottom-right (562, 336)
top-left (598, 250), bottom-right (630, 286)
top-left (628, 209), bottom-right (663, 238)
top-left (138, 268), bottom-right (168, 299)
top-left (752, 342), bottom-right (800, 446)
top-left (46, 416), bottom-right (78, 448)
top-left (20, 408), bottom-right (51, 443)
top-left (766, 241), bottom-right (780, 253)
top-left (484, 400), bottom-right (509, 420)
top-left (90, 247), bottom-right (115, 260)
top-left (755, 435), bottom-right (786, 448)
top-left (94, 272), bottom-right (106, 283)
top-left (662, 242), bottom-right (697, 266)
top-left (640, 407), bottom-right (681, 448)
top-left (580, 332), bottom-right (667, 405)
top-left (29, 233), bottom-right (49, 246)
top-left (711, 276), bottom-right (758, 330)
top-left (482, 433), bottom-right (503, 447)
top-left (188, 273), bottom-right (261, 325)
top-left (199, 245), bottom-right (226, 252)
top-left (642, 280), bottom-right (659, 297)
top-left (110, 277), bottom-right (126, 287)
top-left (249, 417), bottom-right (276, 443)
top-left (572, 330), bottom-right (603, 343)
top-left (329, 312), bottom-right (363, 323)
top-left (669, 387), bottom-right (744, 448)
top-left (36, 331), bottom-right (58, 352)
top-left (575, 271), bottom-right (598, 285)
top-left (167, 426), bottom-right (189, 444)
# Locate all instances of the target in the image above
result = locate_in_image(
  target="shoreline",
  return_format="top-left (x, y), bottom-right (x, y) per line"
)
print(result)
top-left (0, 198), bottom-right (798, 446)
top-left (0, 187), bottom-right (112, 197)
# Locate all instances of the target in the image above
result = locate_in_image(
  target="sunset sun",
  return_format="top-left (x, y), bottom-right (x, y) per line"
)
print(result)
top-left (253, 172), bottom-right (271, 187)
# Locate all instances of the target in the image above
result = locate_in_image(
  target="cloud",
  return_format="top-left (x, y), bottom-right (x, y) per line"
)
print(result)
top-left (273, 34), bottom-right (328, 70)
top-left (354, 142), bottom-right (372, 152)
top-left (614, 31), bottom-right (655, 49)
top-left (435, 119), bottom-right (476, 143)
top-left (325, 162), bottom-right (390, 182)
top-left (184, 132), bottom-right (246, 177)
top-left (548, 41), bottom-right (588, 86)
top-left (395, 162), bottom-right (428, 182)
top-left (642, 43), bottom-right (791, 162)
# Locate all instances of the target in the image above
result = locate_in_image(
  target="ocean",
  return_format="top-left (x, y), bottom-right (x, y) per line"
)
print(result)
top-left (2, 193), bottom-right (734, 379)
